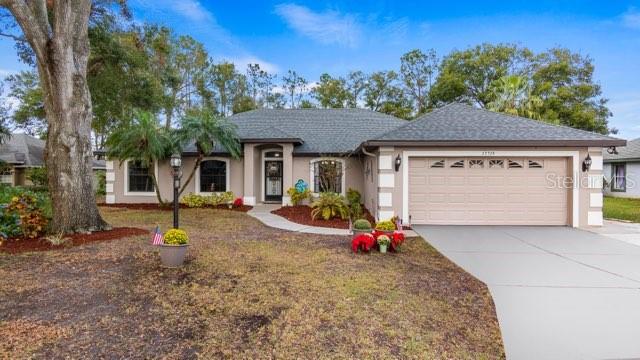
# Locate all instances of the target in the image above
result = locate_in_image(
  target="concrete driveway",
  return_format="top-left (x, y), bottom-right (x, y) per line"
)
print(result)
top-left (413, 225), bottom-right (640, 360)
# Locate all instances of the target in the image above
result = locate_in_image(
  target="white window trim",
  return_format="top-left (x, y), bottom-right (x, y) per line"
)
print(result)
top-left (261, 148), bottom-right (284, 202)
top-left (402, 150), bottom-right (581, 228)
top-left (195, 157), bottom-right (231, 194)
top-left (124, 159), bottom-right (159, 197)
top-left (309, 157), bottom-right (346, 196)
top-left (0, 168), bottom-right (14, 186)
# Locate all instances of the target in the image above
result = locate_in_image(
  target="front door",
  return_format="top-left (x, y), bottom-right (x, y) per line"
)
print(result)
top-left (265, 160), bottom-right (283, 202)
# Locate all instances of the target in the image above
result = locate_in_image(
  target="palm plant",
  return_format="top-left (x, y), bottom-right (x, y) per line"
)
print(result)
top-left (487, 75), bottom-right (542, 120)
top-left (106, 111), bottom-right (173, 204)
top-left (175, 108), bottom-right (241, 195)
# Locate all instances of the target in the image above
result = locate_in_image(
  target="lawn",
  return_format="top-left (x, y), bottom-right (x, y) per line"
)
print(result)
top-left (0, 208), bottom-right (504, 359)
top-left (604, 196), bottom-right (640, 223)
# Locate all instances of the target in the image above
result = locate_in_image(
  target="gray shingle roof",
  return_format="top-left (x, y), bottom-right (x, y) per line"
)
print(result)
top-left (604, 138), bottom-right (640, 162)
top-left (227, 108), bottom-right (406, 154)
top-left (371, 103), bottom-right (625, 146)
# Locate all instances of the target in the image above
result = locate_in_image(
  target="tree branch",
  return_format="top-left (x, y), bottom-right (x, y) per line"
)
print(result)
top-left (0, 31), bottom-right (24, 42)
top-left (1, 0), bottom-right (48, 61)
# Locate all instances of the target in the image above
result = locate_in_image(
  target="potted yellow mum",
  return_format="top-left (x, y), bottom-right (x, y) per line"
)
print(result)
top-left (159, 229), bottom-right (189, 267)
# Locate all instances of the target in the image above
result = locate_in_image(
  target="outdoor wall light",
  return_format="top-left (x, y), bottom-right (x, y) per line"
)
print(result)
top-left (582, 154), bottom-right (592, 172)
top-left (395, 155), bottom-right (402, 172)
top-left (170, 153), bottom-right (182, 169)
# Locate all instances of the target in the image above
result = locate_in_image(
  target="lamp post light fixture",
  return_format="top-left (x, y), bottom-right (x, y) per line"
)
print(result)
top-left (170, 153), bottom-right (182, 228)
top-left (582, 154), bottom-right (592, 172)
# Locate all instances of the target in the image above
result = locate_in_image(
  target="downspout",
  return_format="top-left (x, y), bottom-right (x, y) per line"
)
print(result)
top-left (360, 142), bottom-right (376, 158)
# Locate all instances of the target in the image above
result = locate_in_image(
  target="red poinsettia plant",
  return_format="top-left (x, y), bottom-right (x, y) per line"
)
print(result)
top-left (352, 233), bottom-right (375, 253)
top-left (233, 197), bottom-right (243, 208)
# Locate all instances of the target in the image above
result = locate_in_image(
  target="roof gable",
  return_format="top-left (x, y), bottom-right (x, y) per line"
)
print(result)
top-left (604, 138), bottom-right (640, 161)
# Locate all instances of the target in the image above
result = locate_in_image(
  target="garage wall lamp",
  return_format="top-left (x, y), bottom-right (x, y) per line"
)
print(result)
top-left (582, 154), bottom-right (592, 172)
top-left (395, 155), bottom-right (402, 172)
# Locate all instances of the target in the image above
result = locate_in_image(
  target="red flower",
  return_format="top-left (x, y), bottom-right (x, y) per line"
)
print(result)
top-left (233, 198), bottom-right (243, 207)
top-left (352, 233), bottom-right (375, 253)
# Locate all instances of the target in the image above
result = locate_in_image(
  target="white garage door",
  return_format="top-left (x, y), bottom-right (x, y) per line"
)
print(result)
top-left (408, 157), bottom-right (569, 225)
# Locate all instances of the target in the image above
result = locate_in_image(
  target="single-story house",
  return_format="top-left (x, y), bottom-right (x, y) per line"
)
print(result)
top-left (0, 133), bottom-right (106, 187)
top-left (604, 137), bottom-right (639, 198)
top-left (104, 103), bottom-right (626, 228)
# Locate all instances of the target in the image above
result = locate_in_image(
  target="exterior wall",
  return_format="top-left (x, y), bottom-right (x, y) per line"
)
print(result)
top-left (604, 161), bottom-right (640, 198)
top-left (376, 146), bottom-right (604, 228)
top-left (362, 154), bottom-right (378, 217)
top-left (291, 155), bottom-right (365, 196)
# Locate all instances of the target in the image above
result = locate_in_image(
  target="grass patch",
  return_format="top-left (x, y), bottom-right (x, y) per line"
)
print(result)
top-left (0, 207), bottom-right (504, 358)
top-left (604, 196), bottom-right (640, 223)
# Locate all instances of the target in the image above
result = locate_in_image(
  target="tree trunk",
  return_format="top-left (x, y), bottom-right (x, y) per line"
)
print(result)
top-left (3, 0), bottom-right (110, 233)
top-left (179, 153), bottom-right (202, 196)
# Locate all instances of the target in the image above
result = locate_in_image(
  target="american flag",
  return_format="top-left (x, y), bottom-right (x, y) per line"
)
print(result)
top-left (151, 225), bottom-right (164, 245)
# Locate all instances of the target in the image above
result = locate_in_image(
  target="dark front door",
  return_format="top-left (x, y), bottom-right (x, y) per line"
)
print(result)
top-left (265, 160), bottom-right (283, 202)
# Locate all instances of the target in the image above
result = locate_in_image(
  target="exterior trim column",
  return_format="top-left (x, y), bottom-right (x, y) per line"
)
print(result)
top-left (282, 143), bottom-right (294, 206)
top-left (243, 144), bottom-right (256, 206)
top-left (377, 147), bottom-right (395, 221)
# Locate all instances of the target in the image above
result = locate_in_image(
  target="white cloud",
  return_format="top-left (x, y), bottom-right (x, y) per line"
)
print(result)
top-left (622, 7), bottom-right (640, 29)
top-left (231, 56), bottom-right (280, 74)
top-left (274, 3), bottom-right (362, 47)
top-left (170, 0), bottom-right (213, 23)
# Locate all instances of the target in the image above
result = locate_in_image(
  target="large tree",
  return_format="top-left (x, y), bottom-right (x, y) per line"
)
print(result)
top-left (0, 0), bottom-right (110, 232)
top-left (282, 70), bottom-right (308, 109)
top-left (313, 73), bottom-right (349, 108)
top-left (400, 49), bottom-right (438, 114)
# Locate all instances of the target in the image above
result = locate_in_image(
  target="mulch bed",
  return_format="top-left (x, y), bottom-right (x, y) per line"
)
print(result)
top-left (271, 205), bottom-right (376, 229)
top-left (99, 203), bottom-right (253, 212)
top-left (0, 227), bottom-right (149, 254)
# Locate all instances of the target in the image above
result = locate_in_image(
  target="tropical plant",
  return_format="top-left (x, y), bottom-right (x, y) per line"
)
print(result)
top-left (164, 228), bottom-right (189, 245)
top-left (353, 219), bottom-right (372, 230)
top-left (375, 220), bottom-right (396, 231)
top-left (6, 194), bottom-right (48, 239)
top-left (175, 109), bottom-right (241, 195)
top-left (377, 235), bottom-right (391, 246)
top-left (26, 167), bottom-right (48, 188)
top-left (0, 204), bottom-right (21, 240)
top-left (346, 188), bottom-right (363, 219)
top-left (311, 192), bottom-right (349, 220)
top-left (287, 187), bottom-right (311, 206)
top-left (106, 111), bottom-right (174, 205)
top-left (487, 75), bottom-right (543, 120)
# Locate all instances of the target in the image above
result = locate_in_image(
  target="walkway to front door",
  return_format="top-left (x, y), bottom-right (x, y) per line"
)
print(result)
top-left (413, 225), bottom-right (640, 360)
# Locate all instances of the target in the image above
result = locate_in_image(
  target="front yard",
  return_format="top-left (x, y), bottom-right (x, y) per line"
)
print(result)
top-left (0, 207), bottom-right (504, 359)
top-left (604, 196), bottom-right (640, 223)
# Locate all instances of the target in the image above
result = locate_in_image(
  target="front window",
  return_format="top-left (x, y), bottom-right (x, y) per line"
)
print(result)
top-left (313, 160), bottom-right (342, 193)
top-left (128, 161), bottom-right (154, 192)
top-left (612, 164), bottom-right (626, 192)
top-left (200, 160), bottom-right (227, 192)
top-left (0, 168), bottom-right (13, 185)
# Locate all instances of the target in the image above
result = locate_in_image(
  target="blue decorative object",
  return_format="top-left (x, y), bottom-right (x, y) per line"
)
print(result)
top-left (295, 179), bottom-right (308, 192)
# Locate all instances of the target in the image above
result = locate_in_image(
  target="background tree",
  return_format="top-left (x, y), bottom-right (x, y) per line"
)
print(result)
top-left (487, 75), bottom-right (543, 120)
top-left (282, 70), bottom-right (308, 108)
top-left (4, 70), bottom-right (46, 137)
top-left (400, 49), bottom-right (438, 114)
top-left (345, 70), bottom-right (367, 108)
top-left (313, 73), bottom-right (349, 108)
top-left (0, 0), bottom-right (115, 232)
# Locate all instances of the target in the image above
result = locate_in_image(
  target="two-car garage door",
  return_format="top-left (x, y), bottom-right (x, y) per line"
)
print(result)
top-left (408, 157), bottom-right (569, 225)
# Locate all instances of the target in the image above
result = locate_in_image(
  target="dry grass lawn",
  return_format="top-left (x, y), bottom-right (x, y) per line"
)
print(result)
top-left (0, 207), bottom-right (504, 359)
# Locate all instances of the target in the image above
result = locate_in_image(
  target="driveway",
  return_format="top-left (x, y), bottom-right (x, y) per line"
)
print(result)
top-left (413, 225), bottom-right (640, 360)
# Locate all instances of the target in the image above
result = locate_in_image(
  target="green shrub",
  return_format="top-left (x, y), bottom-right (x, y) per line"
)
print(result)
top-left (95, 170), bottom-right (106, 196)
top-left (6, 194), bottom-right (48, 239)
top-left (0, 204), bottom-right (21, 239)
top-left (179, 191), bottom-right (235, 208)
top-left (164, 228), bottom-right (189, 245)
top-left (311, 192), bottom-right (349, 220)
top-left (26, 167), bottom-right (48, 188)
top-left (377, 235), bottom-right (391, 246)
top-left (353, 218), bottom-right (372, 230)
top-left (346, 188), bottom-right (363, 219)
top-left (0, 186), bottom-right (52, 219)
top-left (375, 220), bottom-right (396, 231)
top-left (180, 193), bottom-right (208, 208)
top-left (208, 191), bottom-right (234, 206)
top-left (287, 187), bottom-right (311, 206)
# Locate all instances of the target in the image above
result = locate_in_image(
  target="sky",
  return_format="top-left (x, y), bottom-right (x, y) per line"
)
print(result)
top-left (0, 1), bottom-right (639, 139)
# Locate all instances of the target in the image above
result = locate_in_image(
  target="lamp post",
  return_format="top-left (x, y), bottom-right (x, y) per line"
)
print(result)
top-left (170, 153), bottom-right (182, 229)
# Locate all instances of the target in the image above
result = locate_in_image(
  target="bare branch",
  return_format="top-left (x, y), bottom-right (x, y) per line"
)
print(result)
top-left (1, 0), bottom-right (48, 61)
top-left (0, 31), bottom-right (24, 42)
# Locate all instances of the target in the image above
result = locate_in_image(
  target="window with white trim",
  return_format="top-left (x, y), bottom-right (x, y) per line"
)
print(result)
top-left (312, 159), bottom-right (342, 193)
top-left (199, 160), bottom-right (227, 192)
top-left (612, 164), bottom-right (626, 192)
top-left (128, 160), bottom-right (154, 192)
top-left (0, 168), bottom-right (12, 185)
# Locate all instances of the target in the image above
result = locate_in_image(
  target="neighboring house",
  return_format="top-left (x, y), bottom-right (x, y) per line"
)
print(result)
top-left (0, 133), bottom-right (106, 187)
top-left (603, 138), bottom-right (640, 198)
top-left (103, 103), bottom-right (625, 228)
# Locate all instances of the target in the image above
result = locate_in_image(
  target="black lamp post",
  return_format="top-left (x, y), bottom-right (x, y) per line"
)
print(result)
top-left (170, 153), bottom-right (182, 228)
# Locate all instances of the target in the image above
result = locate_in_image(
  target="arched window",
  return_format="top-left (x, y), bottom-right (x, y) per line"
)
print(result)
top-left (311, 159), bottom-right (343, 194)
top-left (199, 160), bottom-right (227, 192)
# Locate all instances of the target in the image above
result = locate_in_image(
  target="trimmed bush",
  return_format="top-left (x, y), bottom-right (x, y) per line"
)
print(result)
top-left (375, 220), bottom-right (396, 231)
top-left (353, 219), bottom-right (372, 230)
top-left (180, 193), bottom-right (208, 208)
top-left (164, 228), bottom-right (189, 245)
top-left (179, 191), bottom-right (235, 208)
top-left (311, 192), bottom-right (349, 220)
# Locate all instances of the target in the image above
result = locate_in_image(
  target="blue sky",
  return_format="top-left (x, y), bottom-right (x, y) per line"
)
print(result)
top-left (1, 1), bottom-right (639, 139)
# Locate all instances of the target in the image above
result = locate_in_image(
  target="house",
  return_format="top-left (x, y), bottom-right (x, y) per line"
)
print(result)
top-left (0, 133), bottom-right (106, 186)
top-left (603, 138), bottom-right (640, 198)
top-left (104, 103), bottom-right (625, 228)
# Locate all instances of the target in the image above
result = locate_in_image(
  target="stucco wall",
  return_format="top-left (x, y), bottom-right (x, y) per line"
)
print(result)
top-left (291, 155), bottom-right (365, 196)
top-left (604, 161), bottom-right (640, 198)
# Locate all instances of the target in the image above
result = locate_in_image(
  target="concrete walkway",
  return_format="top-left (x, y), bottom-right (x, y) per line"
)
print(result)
top-left (414, 225), bottom-right (640, 360)
top-left (248, 204), bottom-right (351, 235)
top-left (588, 219), bottom-right (640, 247)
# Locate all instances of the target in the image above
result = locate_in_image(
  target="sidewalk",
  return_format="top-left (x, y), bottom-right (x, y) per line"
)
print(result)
top-left (248, 204), bottom-right (351, 235)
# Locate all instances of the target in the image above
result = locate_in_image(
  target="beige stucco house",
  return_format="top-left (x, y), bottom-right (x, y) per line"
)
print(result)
top-left (104, 103), bottom-right (625, 228)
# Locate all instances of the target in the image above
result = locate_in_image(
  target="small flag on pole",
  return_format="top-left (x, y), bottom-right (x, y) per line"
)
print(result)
top-left (152, 225), bottom-right (164, 245)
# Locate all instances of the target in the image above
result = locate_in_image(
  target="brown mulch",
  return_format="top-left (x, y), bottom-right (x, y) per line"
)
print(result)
top-left (98, 203), bottom-right (253, 212)
top-left (0, 227), bottom-right (149, 254)
top-left (271, 205), bottom-right (376, 229)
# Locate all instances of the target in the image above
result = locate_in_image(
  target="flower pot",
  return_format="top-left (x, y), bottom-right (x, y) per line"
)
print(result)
top-left (159, 244), bottom-right (189, 267)
top-left (379, 244), bottom-right (388, 253)
top-left (352, 228), bottom-right (373, 236)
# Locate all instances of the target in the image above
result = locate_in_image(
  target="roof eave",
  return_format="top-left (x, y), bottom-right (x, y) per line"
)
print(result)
top-left (240, 138), bottom-right (304, 145)
top-left (364, 139), bottom-right (628, 147)
top-left (604, 157), bottom-right (640, 163)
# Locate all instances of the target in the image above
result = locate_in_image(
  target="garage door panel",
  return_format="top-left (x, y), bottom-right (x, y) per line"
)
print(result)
top-left (408, 157), bottom-right (569, 225)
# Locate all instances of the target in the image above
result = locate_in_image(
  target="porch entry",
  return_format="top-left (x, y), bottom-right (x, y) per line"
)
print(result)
top-left (264, 151), bottom-right (283, 202)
